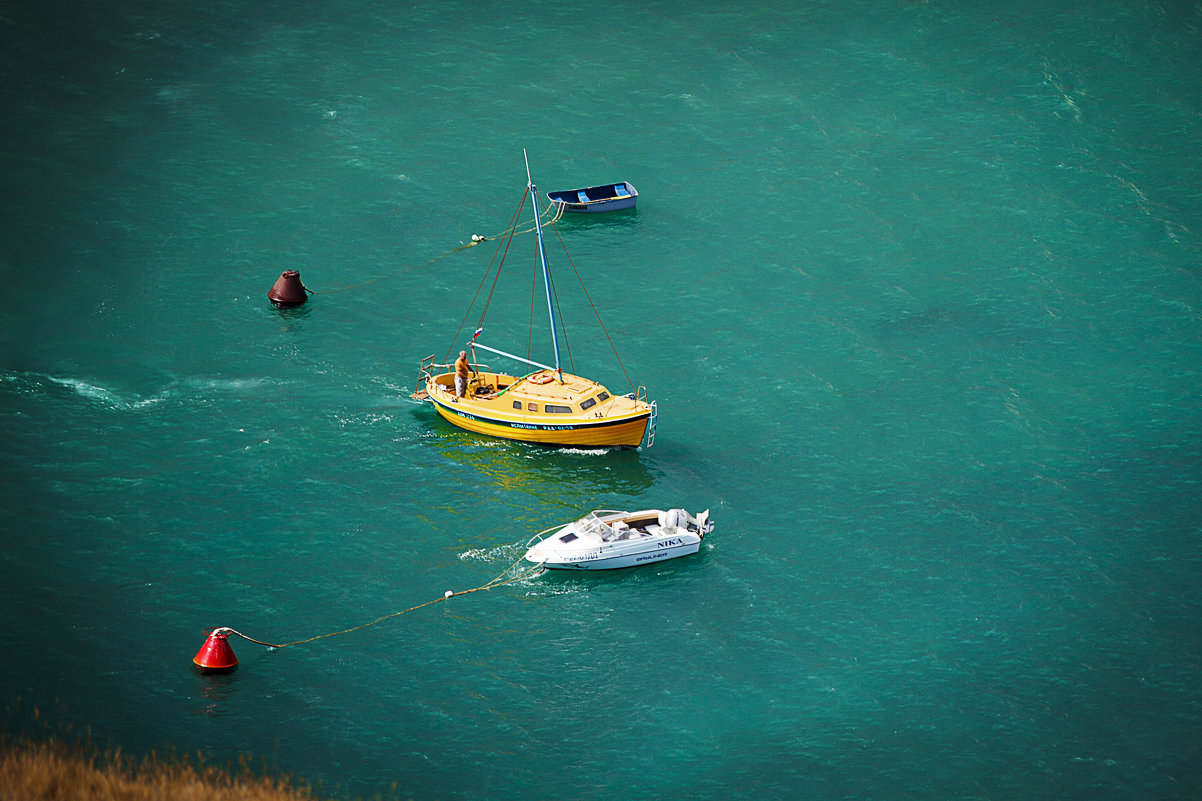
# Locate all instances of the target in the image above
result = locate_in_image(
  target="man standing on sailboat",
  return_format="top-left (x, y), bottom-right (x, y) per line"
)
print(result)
top-left (454, 350), bottom-right (473, 401)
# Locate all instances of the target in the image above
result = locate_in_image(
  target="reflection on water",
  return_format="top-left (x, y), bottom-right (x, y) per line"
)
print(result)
top-left (427, 422), bottom-right (658, 502)
top-left (193, 670), bottom-right (239, 718)
top-left (268, 302), bottom-right (313, 322)
top-left (543, 207), bottom-right (642, 256)
top-left (548, 206), bottom-right (640, 231)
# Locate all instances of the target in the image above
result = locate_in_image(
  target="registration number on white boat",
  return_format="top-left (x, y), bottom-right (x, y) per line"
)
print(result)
top-left (562, 551), bottom-right (603, 562)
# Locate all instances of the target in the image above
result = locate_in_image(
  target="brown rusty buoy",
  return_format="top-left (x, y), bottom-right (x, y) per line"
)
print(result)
top-left (193, 628), bottom-right (238, 673)
top-left (268, 270), bottom-right (309, 306)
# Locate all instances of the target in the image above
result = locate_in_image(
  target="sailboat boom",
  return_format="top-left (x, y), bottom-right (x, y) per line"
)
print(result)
top-left (470, 342), bottom-right (556, 372)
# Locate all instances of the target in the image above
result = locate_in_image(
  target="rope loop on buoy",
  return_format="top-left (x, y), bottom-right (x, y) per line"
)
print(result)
top-left (209, 556), bottom-right (545, 651)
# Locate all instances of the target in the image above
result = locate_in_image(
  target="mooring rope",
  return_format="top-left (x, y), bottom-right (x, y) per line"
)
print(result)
top-left (439, 188), bottom-right (531, 364)
top-left (211, 556), bottom-right (545, 650)
top-left (479, 198), bottom-right (564, 240)
top-left (296, 202), bottom-right (563, 299)
top-left (303, 242), bottom-right (481, 297)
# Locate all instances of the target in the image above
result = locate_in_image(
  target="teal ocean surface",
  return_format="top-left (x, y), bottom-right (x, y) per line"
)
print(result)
top-left (3, 1), bottom-right (1200, 798)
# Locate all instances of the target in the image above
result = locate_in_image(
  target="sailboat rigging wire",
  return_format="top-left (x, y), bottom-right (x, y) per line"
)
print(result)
top-left (545, 220), bottom-right (637, 393)
top-left (442, 187), bottom-right (530, 363)
top-left (213, 556), bottom-right (546, 650)
top-left (545, 254), bottom-right (576, 376)
top-left (478, 190), bottom-right (529, 334)
top-left (528, 245), bottom-right (537, 364)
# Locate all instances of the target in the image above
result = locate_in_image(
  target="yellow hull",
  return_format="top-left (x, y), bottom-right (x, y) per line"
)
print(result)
top-left (424, 370), bottom-right (651, 448)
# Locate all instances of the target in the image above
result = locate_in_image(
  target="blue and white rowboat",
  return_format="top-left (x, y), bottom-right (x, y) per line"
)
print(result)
top-left (547, 181), bottom-right (638, 213)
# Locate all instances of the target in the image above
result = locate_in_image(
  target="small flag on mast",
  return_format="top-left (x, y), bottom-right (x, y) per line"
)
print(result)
top-left (472, 327), bottom-right (483, 340)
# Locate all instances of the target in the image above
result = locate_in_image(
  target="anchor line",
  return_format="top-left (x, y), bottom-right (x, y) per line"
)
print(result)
top-left (303, 242), bottom-right (478, 296)
top-left (440, 193), bottom-right (564, 364)
top-left (302, 201), bottom-right (563, 298)
top-left (209, 557), bottom-right (546, 650)
top-left (477, 196), bottom-right (565, 241)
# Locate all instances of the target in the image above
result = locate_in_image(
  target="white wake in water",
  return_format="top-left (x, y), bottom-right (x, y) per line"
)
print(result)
top-left (46, 376), bottom-right (167, 410)
top-left (2, 371), bottom-right (284, 411)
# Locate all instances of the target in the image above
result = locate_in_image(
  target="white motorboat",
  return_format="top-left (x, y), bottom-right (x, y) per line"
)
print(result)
top-left (524, 508), bottom-right (713, 570)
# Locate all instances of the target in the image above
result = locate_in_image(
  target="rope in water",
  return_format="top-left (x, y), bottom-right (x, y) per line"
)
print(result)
top-left (304, 241), bottom-right (480, 296)
top-left (480, 197), bottom-right (565, 240)
top-left (212, 555), bottom-right (545, 650)
top-left (305, 202), bottom-right (565, 297)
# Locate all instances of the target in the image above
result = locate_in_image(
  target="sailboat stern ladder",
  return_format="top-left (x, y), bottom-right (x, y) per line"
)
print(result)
top-left (411, 354), bottom-right (437, 399)
top-left (645, 399), bottom-right (658, 447)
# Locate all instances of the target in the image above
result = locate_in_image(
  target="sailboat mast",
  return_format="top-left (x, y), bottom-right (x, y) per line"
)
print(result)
top-left (525, 150), bottom-right (562, 375)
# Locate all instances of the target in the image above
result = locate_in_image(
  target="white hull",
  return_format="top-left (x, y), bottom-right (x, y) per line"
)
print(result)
top-left (525, 508), bottom-right (712, 571)
top-left (534, 538), bottom-right (701, 570)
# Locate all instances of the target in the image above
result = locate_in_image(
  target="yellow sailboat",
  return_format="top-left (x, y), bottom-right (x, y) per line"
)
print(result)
top-left (413, 153), bottom-right (656, 449)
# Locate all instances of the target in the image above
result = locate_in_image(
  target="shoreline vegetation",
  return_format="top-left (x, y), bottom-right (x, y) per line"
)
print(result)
top-left (0, 733), bottom-right (336, 801)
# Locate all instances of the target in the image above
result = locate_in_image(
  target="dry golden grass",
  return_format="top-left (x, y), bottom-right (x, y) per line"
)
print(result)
top-left (0, 736), bottom-right (327, 801)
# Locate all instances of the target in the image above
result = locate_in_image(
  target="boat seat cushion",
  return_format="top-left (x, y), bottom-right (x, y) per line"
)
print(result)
top-left (577, 191), bottom-right (589, 203)
top-left (613, 183), bottom-right (628, 196)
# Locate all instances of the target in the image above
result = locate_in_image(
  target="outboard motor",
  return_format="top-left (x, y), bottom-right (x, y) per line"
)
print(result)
top-left (659, 509), bottom-right (688, 529)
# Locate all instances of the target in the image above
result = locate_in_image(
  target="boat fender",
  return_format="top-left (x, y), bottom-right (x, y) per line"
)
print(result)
top-left (529, 373), bottom-right (554, 385)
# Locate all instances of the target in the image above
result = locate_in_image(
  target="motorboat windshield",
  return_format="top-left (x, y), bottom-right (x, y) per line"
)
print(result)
top-left (577, 513), bottom-right (618, 541)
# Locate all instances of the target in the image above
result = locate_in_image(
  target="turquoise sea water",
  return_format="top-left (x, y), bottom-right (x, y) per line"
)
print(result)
top-left (3, 1), bottom-right (1201, 798)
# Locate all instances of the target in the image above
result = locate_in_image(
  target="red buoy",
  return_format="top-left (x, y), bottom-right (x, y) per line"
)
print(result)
top-left (268, 270), bottom-right (309, 306)
top-left (193, 628), bottom-right (238, 673)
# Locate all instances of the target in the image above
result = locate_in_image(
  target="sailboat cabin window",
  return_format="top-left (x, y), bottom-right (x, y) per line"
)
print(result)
top-left (580, 397), bottom-right (597, 410)
top-left (512, 401), bottom-right (522, 410)
top-left (527, 402), bottom-right (538, 412)
top-left (596, 392), bottom-right (610, 402)
top-left (545, 404), bottom-right (571, 414)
